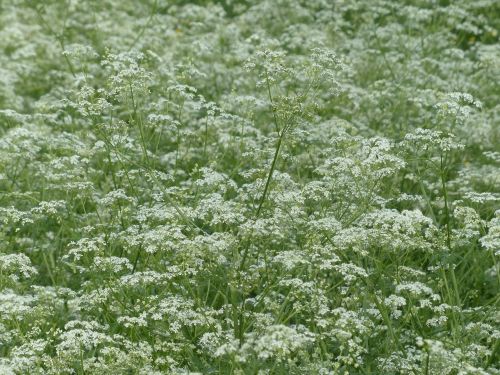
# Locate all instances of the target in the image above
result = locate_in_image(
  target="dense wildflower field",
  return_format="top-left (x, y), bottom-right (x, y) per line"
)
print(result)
top-left (0, 0), bottom-right (499, 373)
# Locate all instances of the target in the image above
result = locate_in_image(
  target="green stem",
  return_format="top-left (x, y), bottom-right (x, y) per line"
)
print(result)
top-left (255, 133), bottom-right (284, 218)
top-left (440, 155), bottom-right (451, 249)
top-left (132, 245), bottom-right (142, 274)
top-left (440, 154), bottom-right (461, 309)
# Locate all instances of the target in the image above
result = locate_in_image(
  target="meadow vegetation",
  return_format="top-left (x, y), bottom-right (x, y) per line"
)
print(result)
top-left (0, 0), bottom-right (499, 373)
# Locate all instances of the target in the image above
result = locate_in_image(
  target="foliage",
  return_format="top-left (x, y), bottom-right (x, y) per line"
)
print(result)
top-left (0, 0), bottom-right (499, 373)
